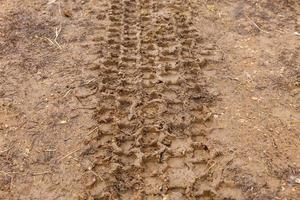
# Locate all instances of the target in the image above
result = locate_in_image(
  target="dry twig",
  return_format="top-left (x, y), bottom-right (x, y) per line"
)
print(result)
top-left (245, 15), bottom-right (269, 34)
top-left (56, 148), bottom-right (81, 163)
top-left (46, 0), bottom-right (63, 49)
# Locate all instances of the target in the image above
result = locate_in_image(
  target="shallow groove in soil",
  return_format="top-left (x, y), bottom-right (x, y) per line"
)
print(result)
top-left (86, 0), bottom-right (234, 199)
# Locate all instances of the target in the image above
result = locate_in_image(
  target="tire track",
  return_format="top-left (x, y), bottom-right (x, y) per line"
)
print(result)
top-left (85, 0), bottom-right (232, 199)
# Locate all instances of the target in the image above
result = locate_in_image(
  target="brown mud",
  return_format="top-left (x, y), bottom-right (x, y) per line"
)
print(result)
top-left (0, 0), bottom-right (299, 199)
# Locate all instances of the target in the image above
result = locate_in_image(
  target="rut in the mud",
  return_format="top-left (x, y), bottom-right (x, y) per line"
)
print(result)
top-left (81, 0), bottom-right (236, 199)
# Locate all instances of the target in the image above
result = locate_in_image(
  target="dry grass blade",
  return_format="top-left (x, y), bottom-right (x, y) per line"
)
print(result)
top-left (48, 0), bottom-right (58, 5)
top-left (245, 15), bottom-right (269, 34)
top-left (56, 148), bottom-right (81, 163)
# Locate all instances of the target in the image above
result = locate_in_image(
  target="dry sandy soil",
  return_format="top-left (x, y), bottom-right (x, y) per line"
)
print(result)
top-left (0, 0), bottom-right (300, 199)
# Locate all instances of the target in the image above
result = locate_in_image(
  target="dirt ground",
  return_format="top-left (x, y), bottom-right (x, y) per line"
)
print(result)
top-left (0, 0), bottom-right (299, 199)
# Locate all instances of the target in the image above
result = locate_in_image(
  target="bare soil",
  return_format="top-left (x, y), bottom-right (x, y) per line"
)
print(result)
top-left (0, 0), bottom-right (299, 199)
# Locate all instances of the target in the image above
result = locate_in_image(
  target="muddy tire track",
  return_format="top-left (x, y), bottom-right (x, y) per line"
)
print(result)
top-left (83, 0), bottom-right (238, 199)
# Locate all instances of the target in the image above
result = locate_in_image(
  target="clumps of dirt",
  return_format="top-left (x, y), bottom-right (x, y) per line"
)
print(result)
top-left (78, 0), bottom-right (233, 199)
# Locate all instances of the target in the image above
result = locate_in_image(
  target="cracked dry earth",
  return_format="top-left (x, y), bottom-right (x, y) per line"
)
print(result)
top-left (0, 0), bottom-right (300, 200)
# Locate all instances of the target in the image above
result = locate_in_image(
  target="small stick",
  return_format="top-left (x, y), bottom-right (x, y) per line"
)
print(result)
top-left (75, 86), bottom-right (98, 99)
top-left (81, 78), bottom-right (96, 86)
top-left (44, 37), bottom-right (55, 45)
top-left (245, 15), bottom-right (269, 34)
top-left (15, 120), bottom-right (27, 131)
top-left (56, 127), bottom-right (100, 163)
top-left (206, 162), bottom-right (217, 173)
top-left (72, 107), bottom-right (97, 110)
top-left (0, 147), bottom-right (13, 155)
top-left (54, 2), bottom-right (62, 49)
top-left (44, 149), bottom-right (57, 152)
top-left (47, 1), bottom-right (63, 49)
top-left (62, 89), bottom-right (72, 97)
top-left (56, 148), bottom-right (81, 163)
top-left (53, 26), bottom-right (62, 49)
top-left (48, 0), bottom-right (57, 4)
top-left (32, 171), bottom-right (52, 176)
top-left (87, 127), bottom-right (99, 136)
top-left (0, 171), bottom-right (12, 177)
top-left (90, 170), bottom-right (104, 181)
